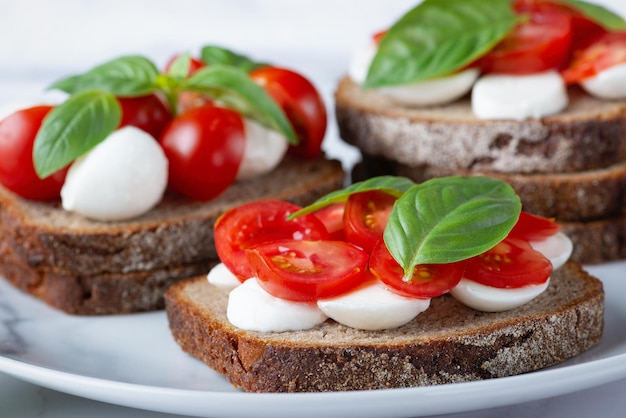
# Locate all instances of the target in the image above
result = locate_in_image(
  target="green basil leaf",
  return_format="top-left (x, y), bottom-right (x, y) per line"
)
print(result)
top-left (64, 55), bottom-right (160, 97)
top-left (48, 74), bottom-right (83, 94)
top-left (34, 90), bottom-right (121, 178)
top-left (364, 0), bottom-right (517, 88)
top-left (167, 51), bottom-right (192, 80)
top-left (183, 65), bottom-right (297, 143)
top-left (200, 45), bottom-right (266, 72)
top-left (559, 0), bottom-right (626, 31)
top-left (289, 175), bottom-right (416, 219)
top-left (384, 176), bottom-right (521, 277)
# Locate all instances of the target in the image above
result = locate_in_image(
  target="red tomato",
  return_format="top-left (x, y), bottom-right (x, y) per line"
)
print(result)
top-left (158, 104), bottom-right (245, 201)
top-left (369, 240), bottom-right (465, 298)
top-left (514, 0), bottom-right (606, 50)
top-left (214, 200), bottom-right (330, 280)
top-left (118, 94), bottom-right (171, 139)
top-left (313, 203), bottom-right (346, 241)
top-left (463, 236), bottom-right (552, 288)
top-left (164, 54), bottom-right (206, 76)
top-left (247, 239), bottom-right (369, 301)
top-left (343, 190), bottom-right (397, 253)
top-left (372, 29), bottom-right (388, 44)
top-left (508, 211), bottom-right (560, 241)
top-left (561, 32), bottom-right (626, 83)
top-left (249, 66), bottom-right (327, 159)
top-left (477, 8), bottom-right (573, 74)
top-left (0, 106), bottom-right (68, 200)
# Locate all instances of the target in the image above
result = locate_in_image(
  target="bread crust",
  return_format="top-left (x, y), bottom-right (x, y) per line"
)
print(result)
top-left (335, 76), bottom-right (626, 174)
top-left (165, 261), bottom-right (604, 392)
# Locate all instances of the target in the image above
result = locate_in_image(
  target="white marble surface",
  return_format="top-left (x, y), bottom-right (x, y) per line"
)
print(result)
top-left (2, 0), bottom-right (626, 417)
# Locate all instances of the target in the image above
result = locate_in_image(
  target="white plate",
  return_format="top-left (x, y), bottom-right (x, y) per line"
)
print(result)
top-left (0, 261), bottom-right (625, 418)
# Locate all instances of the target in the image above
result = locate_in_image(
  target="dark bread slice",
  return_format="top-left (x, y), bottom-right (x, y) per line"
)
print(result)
top-left (0, 239), bottom-right (217, 315)
top-left (354, 154), bottom-right (626, 222)
top-left (335, 76), bottom-right (626, 174)
top-left (165, 261), bottom-right (604, 392)
top-left (0, 156), bottom-right (344, 276)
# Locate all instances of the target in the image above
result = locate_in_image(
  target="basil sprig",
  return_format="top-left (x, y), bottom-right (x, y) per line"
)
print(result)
top-left (293, 175), bottom-right (521, 278)
top-left (560, 0), bottom-right (626, 31)
top-left (364, 0), bottom-right (518, 88)
top-left (183, 65), bottom-right (297, 144)
top-left (36, 46), bottom-right (299, 178)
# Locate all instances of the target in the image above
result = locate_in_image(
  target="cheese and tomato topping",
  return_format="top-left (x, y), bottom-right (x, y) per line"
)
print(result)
top-left (349, 0), bottom-right (626, 117)
top-left (211, 179), bottom-right (572, 332)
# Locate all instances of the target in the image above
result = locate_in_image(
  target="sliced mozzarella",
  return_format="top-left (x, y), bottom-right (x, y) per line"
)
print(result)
top-left (207, 263), bottom-right (242, 290)
top-left (348, 41), bottom-right (478, 106)
top-left (61, 126), bottom-right (168, 221)
top-left (451, 278), bottom-right (550, 312)
top-left (227, 278), bottom-right (327, 332)
top-left (530, 232), bottom-right (573, 270)
top-left (377, 68), bottom-right (480, 107)
top-left (472, 71), bottom-right (568, 120)
top-left (581, 62), bottom-right (626, 99)
top-left (236, 118), bottom-right (288, 181)
top-left (317, 281), bottom-right (430, 330)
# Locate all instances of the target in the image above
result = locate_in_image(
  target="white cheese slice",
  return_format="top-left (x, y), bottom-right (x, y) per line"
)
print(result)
top-left (581, 62), bottom-right (626, 99)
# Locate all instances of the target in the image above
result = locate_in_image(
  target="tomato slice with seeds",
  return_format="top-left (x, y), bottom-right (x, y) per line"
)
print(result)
top-left (477, 8), bottom-right (573, 74)
top-left (313, 202), bottom-right (346, 241)
top-left (508, 211), bottom-right (560, 241)
top-left (214, 200), bottom-right (330, 281)
top-left (463, 236), bottom-right (552, 289)
top-left (247, 239), bottom-right (369, 301)
top-left (344, 190), bottom-right (397, 253)
top-left (561, 31), bottom-right (626, 83)
top-left (369, 240), bottom-right (465, 299)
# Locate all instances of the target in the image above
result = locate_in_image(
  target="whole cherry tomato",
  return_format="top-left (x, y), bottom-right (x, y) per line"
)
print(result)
top-left (158, 103), bottom-right (245, 201)
top-left (0, 106), bottom-right (68, 200)
top-left (247, 239), bottom-right (368, 301)
top-left (214, 200), bottom-right (330, 280)
top-left (477, 7), bottom-right (573, 74)
top-left (249, 66), bottom-right (327, 159)
top-left (118, 94), bottom-right (171, 139)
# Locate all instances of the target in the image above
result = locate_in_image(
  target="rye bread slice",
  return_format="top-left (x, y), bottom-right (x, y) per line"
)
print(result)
top-left (335, 76), bottom-right (626, 174)
top-left (165, 261), bottom-right (604, 392)
top-left (0, 156), bottom-right (344, 276)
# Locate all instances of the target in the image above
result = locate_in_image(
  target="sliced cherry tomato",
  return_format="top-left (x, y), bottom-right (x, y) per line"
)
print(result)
top-left (369, 240), bottom-right (464, 299)
top-left (313, 203), bottom-right (346, 241)
top-left (463, 236), bottom-right (552, 288)
top-left (514, 0), bottom-right (606, 50)
top-left (164, 54), bottom-right (206, 76)
top-left (214, 200), bottom-right (330, 280)
top-left (477, 8), bottom-right (573, 74)
top-left (508, 211), bottom-right (560, 241)
top-left (0, 106), bottom-right (68, 200)
top-left (249, 66), bottom-right (327, 159)
top-left (343, 190), bottom-right (397, 253)
top-left (247, 239), bottom-right (368, 301)
top-left (561, 31), bottom-right (626, 83)
top-left (158, 103), bottom-right (245, 201)
top-left (118, 94), bottom-right (171, 139)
